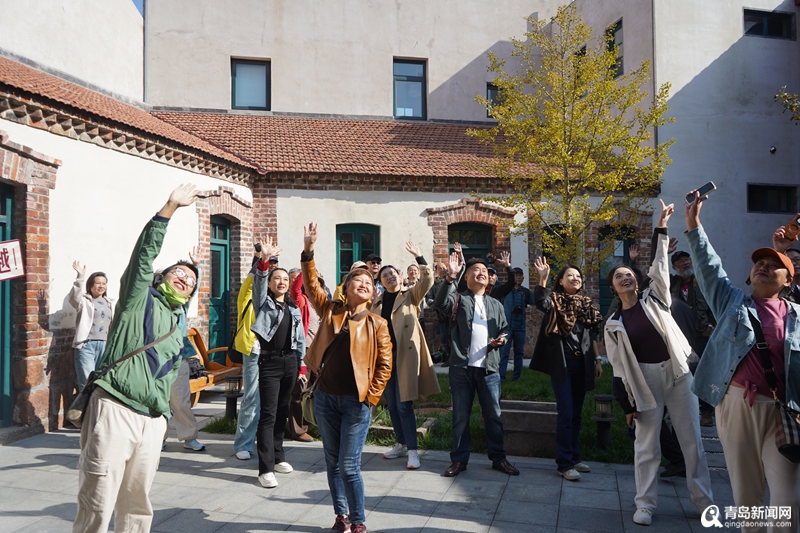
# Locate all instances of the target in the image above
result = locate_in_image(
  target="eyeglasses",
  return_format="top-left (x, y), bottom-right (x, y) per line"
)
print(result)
top-left (171, 267), bottom-right (196, 287)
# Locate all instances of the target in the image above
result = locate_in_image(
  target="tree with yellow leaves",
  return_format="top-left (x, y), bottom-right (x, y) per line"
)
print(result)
top-left (469, 4), bottom-right (675, 269)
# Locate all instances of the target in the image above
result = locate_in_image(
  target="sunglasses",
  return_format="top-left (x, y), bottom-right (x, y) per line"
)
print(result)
top-left (171, 267), bottom-right (196, 287)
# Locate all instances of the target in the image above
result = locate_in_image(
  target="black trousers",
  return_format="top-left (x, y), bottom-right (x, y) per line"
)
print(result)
top-left (256, 353), bottom-right (298, 475)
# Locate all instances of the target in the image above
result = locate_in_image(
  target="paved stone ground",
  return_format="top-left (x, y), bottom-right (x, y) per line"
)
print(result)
top-left (0, 389), bottom-right (740, 533)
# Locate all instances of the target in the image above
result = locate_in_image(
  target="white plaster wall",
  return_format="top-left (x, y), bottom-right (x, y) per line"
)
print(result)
top-left (276, 190), bottom-right (530, 284)
top-left (653, 0), bottom-right (800, 286)
top-left (0, 121), bottom-right (251, 328)
top-left (0, 0), bottom-right (144, 100)
top-left (146, 0), bottom-right (563, 121)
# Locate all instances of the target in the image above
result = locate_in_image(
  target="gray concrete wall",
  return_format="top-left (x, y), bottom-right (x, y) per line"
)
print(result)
top-left (0, 0), bottom-right (144, 100)
top-left (145, 0), bottom-right (564, 120)
top-left (654, 0), bottom-right (800, 287)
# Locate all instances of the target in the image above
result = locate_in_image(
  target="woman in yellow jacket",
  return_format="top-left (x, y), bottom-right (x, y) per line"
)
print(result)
top-left (233, 246), bottom-right (260, 460)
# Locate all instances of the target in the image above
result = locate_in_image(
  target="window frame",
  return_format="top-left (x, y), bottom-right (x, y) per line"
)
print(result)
top-left (486, 83), bottom-right (502, 118)
top-left (393, 59), bottom-right (427, 120)
top-left (336, 223), bottom-right (381, 283)
top-left (743, 8), bottom-right (795, 40)
top-left (231, 58), bottom-right (271, 111)
top-left (448, 222), bottom-right (492, 261)
top-left (608, 19), bottom-right (623, 78)
top-left (747, 183), bottom-right (798, 214)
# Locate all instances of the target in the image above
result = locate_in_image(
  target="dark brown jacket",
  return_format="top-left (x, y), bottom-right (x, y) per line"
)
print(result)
top-left (302, 254), bottom-right (393, 405)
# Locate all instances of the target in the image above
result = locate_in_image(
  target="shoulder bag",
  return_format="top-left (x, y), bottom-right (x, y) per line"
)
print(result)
top-left (67, 322), bottom-right (178, 428)
top-left (747, 310), bottom-right (800, 463)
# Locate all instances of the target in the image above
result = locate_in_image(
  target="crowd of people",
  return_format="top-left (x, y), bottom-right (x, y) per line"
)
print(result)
top-left (66, 184), bottom-right (799, 533)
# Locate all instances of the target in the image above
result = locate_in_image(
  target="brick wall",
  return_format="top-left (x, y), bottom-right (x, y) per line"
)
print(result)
top-left (0, 131), bottom-right (65, 434)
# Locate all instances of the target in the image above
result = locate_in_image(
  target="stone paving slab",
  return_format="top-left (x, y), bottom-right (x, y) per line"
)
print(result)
top-left (0, 392), bottom-right (736, 533)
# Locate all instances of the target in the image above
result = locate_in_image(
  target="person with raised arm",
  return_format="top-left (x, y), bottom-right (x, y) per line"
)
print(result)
top-left (73, 184), bottom-right (199, 533)
top-left (68, 261), bottom-right (113, 391)
top-left (250, 236), bottom-right (305, 489)
top-left (371, 241), bottom-right (439, 469)
top-left (301, 222), bottom-right (392, 533)
top-left (686, 193), bottom-right (799, 533)
top-left (604, 199), bottom-right (713, 527)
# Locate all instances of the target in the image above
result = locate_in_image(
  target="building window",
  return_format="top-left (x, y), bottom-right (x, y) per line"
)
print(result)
top-left (747, 184), bottom-right (797, 213)
top-left (448, 223), bottom-right (491, 261)
top-left (336, 224), bottom-right (380, 283)
top-left (486, 83), bottom-right (504, 118)
top-left (744, 9), bottom-right (795, 40)
top-left (231, 59), bottom-right (270, 110)
top-left (393, 60), bottom-right (426, 120)
top-left (598, 225), bottom-right (637, 314)
top-left (608, 19), bottom-right (623, 78)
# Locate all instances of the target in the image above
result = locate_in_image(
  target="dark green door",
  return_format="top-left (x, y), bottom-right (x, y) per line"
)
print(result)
top-left (598, 226), bottom-right (636, 314)
top-left (448, 223), bottom-right (491, 261)
top-left (209, 216), bottom-right (230, 363)
top-left (336, 224), bottom-right (380, 283)
top-left (0, 185), bottom-right (13, 427)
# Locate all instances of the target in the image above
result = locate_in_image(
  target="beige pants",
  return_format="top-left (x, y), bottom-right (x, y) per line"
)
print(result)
top-left (167, 358), bottom-right (199, 442)
top-left (717, 386), bottom-right (800, 533)
top-left (73, 388), bottom-right (166, 533)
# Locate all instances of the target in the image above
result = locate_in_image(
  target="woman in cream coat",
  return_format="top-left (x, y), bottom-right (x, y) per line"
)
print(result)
top-left (371, 241), bottom-right (440, 469)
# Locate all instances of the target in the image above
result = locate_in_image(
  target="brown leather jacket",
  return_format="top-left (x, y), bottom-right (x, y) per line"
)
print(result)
top-left (301, 254), bottom-right (393, 405)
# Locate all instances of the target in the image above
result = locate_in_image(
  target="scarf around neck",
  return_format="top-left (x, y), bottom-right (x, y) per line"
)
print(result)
top-left (544, 291), bottom-right (602, 337)
top-left (158, 281), bottom-right (188, 306)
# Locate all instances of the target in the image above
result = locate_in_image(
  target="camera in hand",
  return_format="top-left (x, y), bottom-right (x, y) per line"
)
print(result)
top-left (513, 306), bottom-right (524, 316)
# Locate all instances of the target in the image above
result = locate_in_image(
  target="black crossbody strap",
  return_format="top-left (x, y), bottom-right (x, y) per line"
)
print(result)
top-left (97, 322), bottom-right (179, 379)
top-left (746, 310), bottom-right (780, 397)
top-left (232, 300), bottom-right (254, 337)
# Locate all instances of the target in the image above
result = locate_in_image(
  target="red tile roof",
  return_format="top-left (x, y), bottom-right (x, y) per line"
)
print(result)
top-left (154, 112), bottom-right (497, 177)
top-left (0, 56), bottom-right (258, 171)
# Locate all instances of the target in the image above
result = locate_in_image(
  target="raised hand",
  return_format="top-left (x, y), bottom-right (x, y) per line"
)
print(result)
top-left (188, 246), bottom-right (201, 266)
top-left (453, 242), bottom-right (463, 256)
top-left (261, 235), bottom-right (283, 259)
top-left (497, 250), bottom-right (511, 267)
top-left (159, 183), bottom-right (198, 218)
top-left (405, 241), bottom-right (422, 257)
top-left (72, 260), bottom-right (86, 277)
top-left (533, 256), bottom-right (550, 287)
top-left (628, 245), bottom-right (640, 262)
top-left (447, 252), bottom-right (461, 278)
top-left (303, 222), bottom-right (318, 252)
top-left (773, 226), bottom-right (798, 253)
top-left (668, 237), bottom-right (679, 255)
top-left (657, 199), bottom-right (674, 228)
top-left (684, 190), bottom-right (705, 231)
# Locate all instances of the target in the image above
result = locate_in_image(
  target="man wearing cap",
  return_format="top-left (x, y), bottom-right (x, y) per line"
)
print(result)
top-left (669, 251), bottom-right (715, 352)
top-left (772, 224), bottom-right (800, 303)
top-left (686, 193), bottom-right (800, 532)
top-left (499, 267), bottom-right (534, 382)
top-left (268, 256), bottom-right (280, 272)
top-left (435, 254), bottom-right (518, 477)
top-left (365, 253), bottom-right (384, 295)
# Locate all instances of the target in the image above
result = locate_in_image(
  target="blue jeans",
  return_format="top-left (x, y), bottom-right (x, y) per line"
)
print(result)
top-left (551, 353), bottom-right (585, 472)
top-left (383, 367), bottom-right (418, 450)
top-left (449, 366), bottom-right (506, 465)
top-left (314, 390), bottom-right (372, 525)
top-left (234, 351), bottom-right (260, 453)
top-left (75, 340), bottom-right (105, 391)
top-left (499, 329), bottom-right (526, 380)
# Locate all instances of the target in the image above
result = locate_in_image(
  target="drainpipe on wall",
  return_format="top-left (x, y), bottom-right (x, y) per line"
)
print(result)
top-left (651, 0), bottom-right (658, 150)
top-left (143, 0), bottom-right (148, 103)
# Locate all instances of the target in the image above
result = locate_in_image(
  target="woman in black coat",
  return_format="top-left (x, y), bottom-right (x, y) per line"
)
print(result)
top-left (530, 258), bottom-right (602, 481)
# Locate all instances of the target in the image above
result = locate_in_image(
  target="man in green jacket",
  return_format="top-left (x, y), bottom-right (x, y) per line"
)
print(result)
top-left (73, 184), bottom-right (198, 533)
top-left (435, 255), bottom-right (518, 478)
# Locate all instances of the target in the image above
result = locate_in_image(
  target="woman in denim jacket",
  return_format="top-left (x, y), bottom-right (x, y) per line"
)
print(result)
top-left (604, 200), bottom-right (714, 526)
top-left (251, 237), bottom-right (306, 490)
top-left (686, 193), bottom-right (799, 533)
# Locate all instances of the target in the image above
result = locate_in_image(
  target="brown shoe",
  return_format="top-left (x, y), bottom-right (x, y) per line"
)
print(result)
top-left (294, 433), bottom-right (314, 442)
top-left (444, 461), bottom-right (467, 477)
top-left (492, 460), bottom-right (520, 476)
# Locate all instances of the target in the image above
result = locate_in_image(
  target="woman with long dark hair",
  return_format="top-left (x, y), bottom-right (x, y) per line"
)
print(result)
top-left (530, 260), bottom-right (602, 481)
top-left (251, 238), bottom-right (306, 489)
top-left (68, 261), bottom-right (114, 391)
top-left (301, 222), bottom-right (392, 533)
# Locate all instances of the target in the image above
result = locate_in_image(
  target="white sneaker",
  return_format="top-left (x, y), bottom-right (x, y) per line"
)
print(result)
top-left (407, 450), bottom-right (420, 469)
top-left (574, 462), bottom-right (591, 473)
top-left (235, 450), bottom-right (251, 460)
top-left (559, 468), bottom-right (581, 481)
top-left (258, 472), bottom-right (278, 488)
top-left (383, 443), bottom-right (407, 459)
top-left (633, 508), bottom-right (653, 525)
top-left (274, 461), bottom-right (293, 474)
top-left (183, 439), bottom-right (206, 451)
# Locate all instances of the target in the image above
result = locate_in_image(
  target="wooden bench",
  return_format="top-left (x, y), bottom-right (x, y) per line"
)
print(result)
top-left (186, 327), bottom-right (242, 407)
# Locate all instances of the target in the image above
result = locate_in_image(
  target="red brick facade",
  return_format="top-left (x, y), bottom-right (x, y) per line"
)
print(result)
top-left (0, 131), bottom-right (66, 436)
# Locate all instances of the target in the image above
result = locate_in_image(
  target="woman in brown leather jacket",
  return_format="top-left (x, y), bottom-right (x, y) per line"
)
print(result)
top-left (301, 222), bottom-right (393, 533)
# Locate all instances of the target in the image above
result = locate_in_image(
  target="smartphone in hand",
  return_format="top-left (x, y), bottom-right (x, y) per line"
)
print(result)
top-left (685, 181), bottom-right (716, 204)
